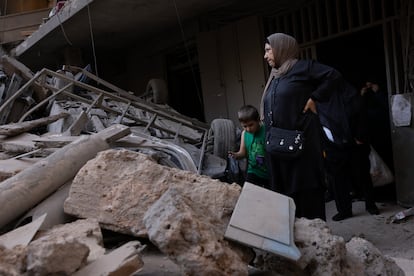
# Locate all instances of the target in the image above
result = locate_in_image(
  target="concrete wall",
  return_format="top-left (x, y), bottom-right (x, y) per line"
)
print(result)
top-left (0, 8), bottom-right (50, 44)
top-left (0, 0), bottom-right (51, 15)
top-left (197, 16), bottom-right (266, 124)
top-left (391, 93), bottom-right (414, 207)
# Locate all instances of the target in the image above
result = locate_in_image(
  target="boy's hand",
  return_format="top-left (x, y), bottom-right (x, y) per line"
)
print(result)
top-left (228, 151), bottom-right (239, 159)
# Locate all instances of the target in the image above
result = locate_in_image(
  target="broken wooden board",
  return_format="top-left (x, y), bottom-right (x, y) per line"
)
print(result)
top-left (33, 134), bottom-right (80, 148)
top-left (224, 182), bottom-right (301, 261)
top-left (0, 132), bottom-right (39, 153)
top-left (0, 112), bottom-right (69, 137)
top-left (72, 241), bottom-right (144, 276)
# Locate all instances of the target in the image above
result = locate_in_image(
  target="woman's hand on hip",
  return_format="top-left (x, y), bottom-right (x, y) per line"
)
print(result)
top-left (303, 98), bottom-right (317, 114)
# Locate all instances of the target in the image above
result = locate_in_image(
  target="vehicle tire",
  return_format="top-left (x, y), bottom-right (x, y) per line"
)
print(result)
top-left (209, 118), bottom-right (236, 159)
top-left (145, 78), bottom-right (168, 104)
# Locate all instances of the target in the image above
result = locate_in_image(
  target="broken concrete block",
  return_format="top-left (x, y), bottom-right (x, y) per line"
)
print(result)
top-left (27, 236), bottom-right (89, 275)
top-left (64, 149), bottom-right (241, 237)
top-left (254, 218), bottom-right (404, 276)
top-left (346, 237), bottom-right (405, 276)
top-left (294, 218), bottom-right (349, 274)
top-left (0, 245), bottom-right (27, 275)
top-left (34, 218), bottom-right (105, 263)
top-left (144, 186), bottom-right (251, 276)
top-left (255, 218), bottom-right (350, 275)
top-left (0, 219), bottom-right (105, 276)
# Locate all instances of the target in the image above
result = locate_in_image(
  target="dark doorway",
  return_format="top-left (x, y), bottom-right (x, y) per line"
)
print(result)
top-left (166, 45), bottom-right (205, 122)
top-left (316, 26), bottom-right (386, 89)
top-left (316, 26), bottom-right (396, 201)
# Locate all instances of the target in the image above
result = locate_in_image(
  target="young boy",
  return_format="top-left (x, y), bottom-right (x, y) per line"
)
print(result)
top-left (228, 105), bottom-right (269, 188)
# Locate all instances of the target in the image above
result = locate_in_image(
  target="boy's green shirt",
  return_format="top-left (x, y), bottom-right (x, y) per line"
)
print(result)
top-left (244, 124), bottom-right (268, 179)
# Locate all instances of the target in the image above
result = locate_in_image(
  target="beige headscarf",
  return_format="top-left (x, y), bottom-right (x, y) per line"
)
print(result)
top-left (260, 33), bottom-right (299, 120)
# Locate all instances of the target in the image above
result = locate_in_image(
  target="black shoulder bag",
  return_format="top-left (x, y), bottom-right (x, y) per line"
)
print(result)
top-left (264, 77), bottom-right (307, 160)
top-left (265, 127), bottom-right (304, 160)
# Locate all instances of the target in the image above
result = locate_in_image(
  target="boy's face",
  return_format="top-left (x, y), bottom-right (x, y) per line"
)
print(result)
top-left (241, 120), bottom-right (260, 134)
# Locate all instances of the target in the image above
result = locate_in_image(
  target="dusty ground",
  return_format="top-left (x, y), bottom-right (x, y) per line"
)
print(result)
top-left (325, 199), bottom-right (414, 260)
top-left (134, 187), bottom-right (414, 275)
top-left (325, 198), bottom-right (414, 276)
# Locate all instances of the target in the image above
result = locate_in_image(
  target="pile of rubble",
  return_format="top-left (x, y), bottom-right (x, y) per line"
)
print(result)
top-left (0, 56), bottom-right (405, 275)
top-left (0, 149), bottom-right (404, 275)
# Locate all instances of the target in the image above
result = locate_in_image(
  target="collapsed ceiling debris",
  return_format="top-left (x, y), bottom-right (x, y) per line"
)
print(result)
top-left (0, 56), bottom-right (407, 275)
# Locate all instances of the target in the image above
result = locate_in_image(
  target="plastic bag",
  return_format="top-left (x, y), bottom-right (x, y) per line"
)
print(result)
top-left (224, 157), bottom-right (245, 185)
top-left (369, 146), bottom-right (394, 187)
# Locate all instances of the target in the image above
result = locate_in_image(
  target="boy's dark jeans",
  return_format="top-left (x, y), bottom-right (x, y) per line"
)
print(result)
top-left (246, 173), bottom-right (271, 190)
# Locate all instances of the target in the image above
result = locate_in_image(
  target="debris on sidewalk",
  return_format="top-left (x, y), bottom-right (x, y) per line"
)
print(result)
top-left (387, 207), bottom-right (414, 224)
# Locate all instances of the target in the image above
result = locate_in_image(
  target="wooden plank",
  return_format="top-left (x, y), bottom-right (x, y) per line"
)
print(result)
top-left (0, 112), bottom-right (69, 136)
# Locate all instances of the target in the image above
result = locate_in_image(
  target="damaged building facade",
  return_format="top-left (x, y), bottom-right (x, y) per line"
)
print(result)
top-left (1, 2), bottom-right (414, 204)
top-left (0, 1), bottom-right (413, 274)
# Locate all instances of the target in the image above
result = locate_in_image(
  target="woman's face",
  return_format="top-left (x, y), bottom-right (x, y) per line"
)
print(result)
top-left (264, 43), bottom-right (275, 67)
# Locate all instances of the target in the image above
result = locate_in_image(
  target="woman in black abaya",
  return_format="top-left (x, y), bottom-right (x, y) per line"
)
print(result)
top-left (261, 33), bottom-right (343, 220)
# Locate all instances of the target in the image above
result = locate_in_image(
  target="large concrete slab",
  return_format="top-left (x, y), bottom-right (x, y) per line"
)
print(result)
top-left (225, 182), bottom-right (301, 260)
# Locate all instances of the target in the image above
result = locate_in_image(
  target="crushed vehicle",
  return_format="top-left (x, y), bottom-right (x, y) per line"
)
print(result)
top-left (0, 57), bottom-right (239, 181)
